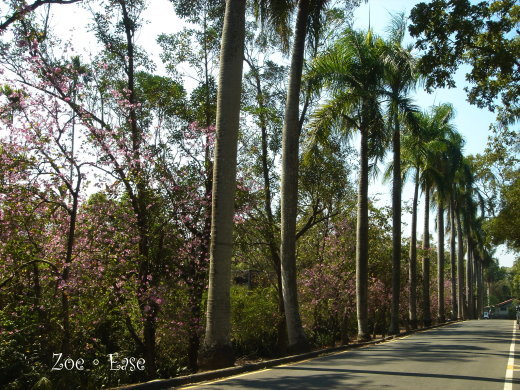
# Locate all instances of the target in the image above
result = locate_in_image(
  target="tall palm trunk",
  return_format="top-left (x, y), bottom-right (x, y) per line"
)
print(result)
top-left (437, 203), bottom-right (445, 322)
top-left (449, 202), bottom-right (457, 320)
top-left (409, 170), bottom-right (419, 328)
top-left (356, 125), bottom-right (370, 340)
top-left (199, 0), bottom-right (246, 369)
top-left (422, 184), bottom-right (431, 326)
top-left (279, 0), bottom-right (311, 353)
top-left (456, 208), bottom-right (465, 319)
top-left (466, 238), bottom-right (474, 319)
top-left (389, 117), bottom-right (401, 335)
top-left (477, 259), bottom-right (484, 317)
top-left (475, 258), bottom-right (480, 317)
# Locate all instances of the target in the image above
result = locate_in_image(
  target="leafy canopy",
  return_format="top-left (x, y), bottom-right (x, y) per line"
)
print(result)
top-left (409, 0), bottom-right (520, 126)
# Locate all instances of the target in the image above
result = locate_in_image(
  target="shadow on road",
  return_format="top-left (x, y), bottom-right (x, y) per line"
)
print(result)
top-left (190, 321), bottom-right (515, 389)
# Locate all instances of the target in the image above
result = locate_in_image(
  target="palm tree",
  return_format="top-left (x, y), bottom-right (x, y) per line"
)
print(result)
top-left (278, 0), bottom-right (312, 353)
top-left (265, 0), bottom-right (363, 352)
top-left (449, 199), bottom-right (458, 320)
top-left (463, 202), bottom-right (477, 319)
top-left (199, 0), bottom-right (246, 370)
top-left (430, 117), bottom-right (462, 323)
top-left (452, 158), bottom-right (474, 319)
top-left (422, 182), bottom-right (432, 326)
top-left (400, 131), bottom-right (423, 329)
top-left (458, 161), bottom-right (485, 319)
top-left (421, 104), bottom-right (459, 325)
top-left (402, 103), bottom-right (457, 327)
top-left (455, 195), bottom-right (466, 319)
top-left (436, 199), bottom-right (446, 322)
top-left (309, 27), bottom-right (386, 340)
top-left (474, 233), bottom-right (493, 317)
top-left (381, 13), bottom-right (420, 335)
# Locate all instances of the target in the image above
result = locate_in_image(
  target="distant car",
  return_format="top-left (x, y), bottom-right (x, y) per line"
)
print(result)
top-left (483, 311), bottom-right (490, 319)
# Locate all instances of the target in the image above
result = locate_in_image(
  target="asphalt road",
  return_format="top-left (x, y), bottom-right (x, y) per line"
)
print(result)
top-left (180, 320), bottom-right (518, 390)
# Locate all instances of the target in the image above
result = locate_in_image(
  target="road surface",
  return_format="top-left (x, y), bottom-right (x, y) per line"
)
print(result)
top-left (181, 320), bottom-right (518, 389)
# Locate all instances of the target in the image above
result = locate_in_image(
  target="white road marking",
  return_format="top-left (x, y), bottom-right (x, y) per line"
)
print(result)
top-left (504, 320), bottom-right (516, 390)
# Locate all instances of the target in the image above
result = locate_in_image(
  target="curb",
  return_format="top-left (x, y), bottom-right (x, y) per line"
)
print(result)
top-left (117, 319), bottom-right (463, 389)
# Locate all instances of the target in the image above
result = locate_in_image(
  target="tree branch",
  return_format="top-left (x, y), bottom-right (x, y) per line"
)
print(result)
top-left (0, 259), bottom-right (59, 289)
top-left (1, 0), bottom-right (83, 31)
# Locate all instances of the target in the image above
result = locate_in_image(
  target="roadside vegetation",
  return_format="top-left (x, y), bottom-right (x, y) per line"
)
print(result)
top-left (0, 0), bottom-right (518, 388)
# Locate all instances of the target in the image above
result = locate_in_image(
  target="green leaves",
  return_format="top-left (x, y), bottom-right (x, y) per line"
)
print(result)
top-left (409, 0), bottom-right (520, 125)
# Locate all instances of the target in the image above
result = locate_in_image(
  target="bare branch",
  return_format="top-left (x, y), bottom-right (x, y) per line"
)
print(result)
top-left (1, 0), bottom-right (83, 31)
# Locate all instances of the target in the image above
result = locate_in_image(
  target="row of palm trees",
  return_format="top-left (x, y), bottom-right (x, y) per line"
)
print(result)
top-left (310, 15), bottom-right (493, 338)
top-left (199, 0), bottom-right (493, 369)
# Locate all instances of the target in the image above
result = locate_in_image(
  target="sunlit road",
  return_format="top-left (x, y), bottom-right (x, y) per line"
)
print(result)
top-left (180, 320), bottom-right (518, 390)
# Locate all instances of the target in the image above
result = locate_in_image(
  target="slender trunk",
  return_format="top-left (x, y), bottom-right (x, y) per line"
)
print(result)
top-left (480, 262), bottom-right (485, 317)
top-left (187, 13), bottom-right (214, 370)
top-left (32, 262), bottom-right (43, 323)
top-left (487, 281), bottom-right (490, 308)
top-left (31, 261), bottom-right (48, 355)
top-left (477, 258), bottom-right (483, 318)
top-left (409, 171), bottom-right (419, 328)
top-left (340, 307), bottom-right (350, 345)
top-left (187, 235), bottom-right (209, 371)
top-left (275, 263), bottom-right (288, 353)
top-left (449, 202), bottom-right (457, 320)
top-left (422, 185), bottom-right (431, 326)
top-left (199, 0), bottom-right (246, 370)
top-left (61, 189), bottom-right (79, 356)
top-left (119, 1), bottom-right (159, 376)
top-left (356, 126), bottom-right (370, 340)
top-left (389, 117), bottom-right (401, 335)
top-left (251, 60), bottom-right (288, 352)
top-left (466, 238), bottom-right (474, 319)
top-left (279, 0), bottom-right (311, 353)
top-left (456, 208), bottom-right (465, 319)
top-left (187, 293), bottom-right (201, 371)
top-left (437, 203), bottom-right (445, 323)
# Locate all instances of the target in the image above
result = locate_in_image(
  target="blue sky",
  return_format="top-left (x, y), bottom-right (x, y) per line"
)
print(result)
top-left (352, 0), bottom-right (515, 267)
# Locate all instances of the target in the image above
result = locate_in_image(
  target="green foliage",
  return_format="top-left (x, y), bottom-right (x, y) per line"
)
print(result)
top-left (135, 72), bottom-right (187, 119)
top-left (485, 173), bottom-right (520, 251)
top-left (230, 286), bottom-right (279, 358)
top-left (409, 0), bottom-right (520, 125)
top-left (476, 126), bottom-right (520, 253)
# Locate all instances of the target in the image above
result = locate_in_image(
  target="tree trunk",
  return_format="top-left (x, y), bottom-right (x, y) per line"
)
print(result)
top-left (340, 307), bottom-right (350, 345)
top-left (466, 238), bottom-right (474, 319)
top-left (409, 171), bottom-right (419, 329)
top-left (199, 0), bottom-right (246, 370)
top-left (252, 58), bottom-right (288, 354)
top-left (186, 14), bottom-right (217, 370)
top-left (61, 189), bottom-right (79, 357)
top-left (487, 281), bottom-right (490, 308)
top-left (476, 258), bottom-right (483, 318)
top-left (437, 203), bottom-right (445, 323)
top-left (456, 208), bottom-right (466, 319)
top-left (356, 127), bottom-right (370, 340)
top-left (449, 202), bottom-right (457, 320)
top-left (120, 0), bottom-right (159, 376)
top-left (422, 184), bottom-right (431, 327)
top-left (389, 117), bottom-right (401, 335)
top-left (479, 260), bottom-right (484, 317)
top-left (279, 0), bottom-right (311, 353)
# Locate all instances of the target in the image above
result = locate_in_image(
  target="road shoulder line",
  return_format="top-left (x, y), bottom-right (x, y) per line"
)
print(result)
top-left (504, 320), bottom-right (516, 390)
